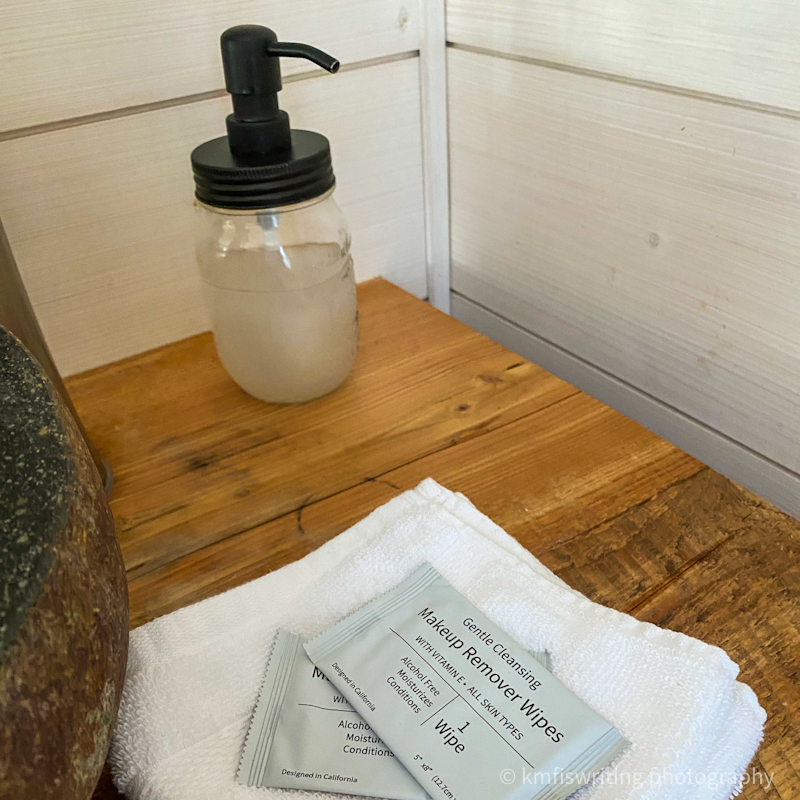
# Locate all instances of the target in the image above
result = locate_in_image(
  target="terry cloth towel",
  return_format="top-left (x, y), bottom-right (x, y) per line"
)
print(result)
top-left (110, 479), bottom-right (765, 800)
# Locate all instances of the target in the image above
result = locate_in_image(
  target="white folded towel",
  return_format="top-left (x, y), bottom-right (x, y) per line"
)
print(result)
top-left (110, 479), bottom-right (765, 800)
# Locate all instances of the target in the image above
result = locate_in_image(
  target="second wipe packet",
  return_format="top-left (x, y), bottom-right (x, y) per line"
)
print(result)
top-left (237, 629), bottom-right (428, 798)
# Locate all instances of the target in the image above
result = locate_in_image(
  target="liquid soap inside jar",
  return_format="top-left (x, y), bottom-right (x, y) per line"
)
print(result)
top-left (195, 195), bottom-right (358, 404)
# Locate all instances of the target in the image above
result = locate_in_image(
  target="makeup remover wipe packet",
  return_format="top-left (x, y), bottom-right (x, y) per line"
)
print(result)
top-left (305, 564), bottom-right (628, 800)
top-left (238, 628), bottom-right (553, 797)
top-left (237, 629), bottom-right (427, 798)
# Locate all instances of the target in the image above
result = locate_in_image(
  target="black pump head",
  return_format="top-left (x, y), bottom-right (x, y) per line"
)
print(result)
top-left (221, 25), bottom-right (339, 157)
top-left (191, 25), bottom-right (339, 210)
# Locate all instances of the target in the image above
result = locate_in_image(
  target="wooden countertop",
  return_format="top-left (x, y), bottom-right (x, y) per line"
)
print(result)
top-left (70, 279), bottom-right (798, 799)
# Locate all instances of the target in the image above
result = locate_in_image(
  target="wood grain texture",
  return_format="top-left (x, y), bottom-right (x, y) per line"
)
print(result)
top-left (449, 49), bottom-right (800, 476)
top-left (126, 390), bottom-right (701, 627)
top-left (0, 0), bottom-right (418, 132)
top-left (78, 280), bottom-right (799, 799)
top-left (446, 0), bottom-right (800, 113)
top-left (1, 59), bottom-right (427, 376)
top-left (67, 279), bottom-right (578, 581)
top-left (571, 469), bottom-right (800, 798)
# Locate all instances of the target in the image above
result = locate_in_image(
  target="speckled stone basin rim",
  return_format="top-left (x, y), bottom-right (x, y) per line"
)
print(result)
top-left (1, 325), bottom-right (129, 800)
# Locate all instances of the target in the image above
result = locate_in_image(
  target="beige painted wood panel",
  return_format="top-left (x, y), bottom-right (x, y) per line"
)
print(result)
top-left (0, 59), bottom-right (426, 375)
top-left (449, 49), bottom-right (800, 476)
top-left (447, 0), bottom-right (800, 113)
top-left (1, 0), bottom-right (417, 132)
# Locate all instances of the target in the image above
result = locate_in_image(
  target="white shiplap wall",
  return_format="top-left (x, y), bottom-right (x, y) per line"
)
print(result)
top-left (0, 0), bottom-right (417, 131)
top-left (0, 0), bottom-right (426, 375)
top-left (446, 3), bottom-right (800, 514)
top-left (447, 0), bottom-right (800, 112)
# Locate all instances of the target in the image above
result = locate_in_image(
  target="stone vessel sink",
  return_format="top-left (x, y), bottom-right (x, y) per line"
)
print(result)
top-left (0, 327), bottom-right (128, 799)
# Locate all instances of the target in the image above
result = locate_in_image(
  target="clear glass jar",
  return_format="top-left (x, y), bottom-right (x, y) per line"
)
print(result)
top-left (194, 188), bottom-right (358, 403)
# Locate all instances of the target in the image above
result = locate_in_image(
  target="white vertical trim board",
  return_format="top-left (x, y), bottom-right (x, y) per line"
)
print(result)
top-left (418, 0), bottom-right (451, 311)
top-left (452, 292), bottom-right (800, 521)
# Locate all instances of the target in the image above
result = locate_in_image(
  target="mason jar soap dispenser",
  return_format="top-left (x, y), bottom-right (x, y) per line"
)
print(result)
top-left (191, 25), bottom-right (358, 404)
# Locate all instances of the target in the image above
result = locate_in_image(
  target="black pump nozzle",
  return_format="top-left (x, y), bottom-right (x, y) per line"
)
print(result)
top-left (265, 41), bottom-right (339, 73)
top-left (221, 25), bottom-right (339, 157)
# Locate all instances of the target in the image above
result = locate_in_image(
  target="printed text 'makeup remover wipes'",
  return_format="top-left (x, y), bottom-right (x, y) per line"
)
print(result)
top-left (305, 564), bottom-right (628, 800)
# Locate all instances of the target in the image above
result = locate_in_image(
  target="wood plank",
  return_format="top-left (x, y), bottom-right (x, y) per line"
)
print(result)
top-left (79, 282), bottom-right (800, 797)
top-left (68, 279), bottom-right (579, 580)
top-left (125, 389), bottom-right (701, 627)
top-left (0, 59), bottom-right (427, 375)
top-left (67, 278), bottom-right (439, 485)
top-left (448, 49), bottom-right (800, 476)
top-left (446, 0), bottom-right (800, 112)
top-left (0, 0), bottom-right (418, 132)
top-left (592, 470), bottom-right (800, 798)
